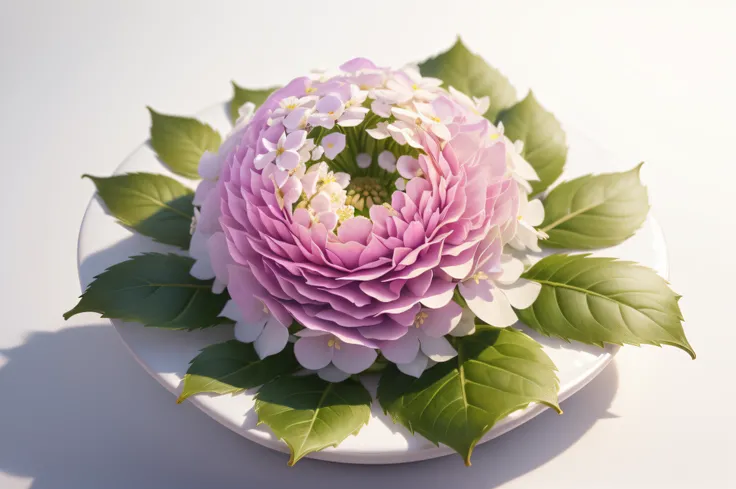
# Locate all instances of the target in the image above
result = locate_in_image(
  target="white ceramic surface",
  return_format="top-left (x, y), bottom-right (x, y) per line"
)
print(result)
top-left (76, 103), bottom-right (668, 464)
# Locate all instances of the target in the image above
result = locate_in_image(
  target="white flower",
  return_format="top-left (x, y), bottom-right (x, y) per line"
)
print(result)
top-left (297, 138), bottom-right (322, 164)
top-left (221, 268), bottom-right (290, 359)
top-left (321, 132), bottom-right (346, 159)
top-left (270, 95), bottom-right (317, 128)
top-left (380, 301), bottom-right (464, 378)
top-left (366, 121), bottom-right (391, 140)
top-left (392, 96), bottom-right (456, 141)
top-left (369, 120), bottom-right (424, 149)
top-left (300, 161), bottom-right (350, 198)
top-left (294, 330), bottom-right (377, 379)
top-left (338, 84), bottom-right (370, 127)
top-left (458, 254), bottom-right (542, 328)
top-left (233, 102), bottom-right (256, 132)
top-left (508, 192), bottom-right (548, 252)
top-left (308, 95), bottom-right (345, 129)
top-left (307, 192), bottom-right (339, 230)
top-left (449, 86), bottom-right (490, 119)
top-left (254, 129), bottom-right (307, 171)
top-left (486, 122), bottom-right (540, 193)
top-left (449, 308), bottom-right (477, 337)
top-left (384, 65), bottom-right (443, 103)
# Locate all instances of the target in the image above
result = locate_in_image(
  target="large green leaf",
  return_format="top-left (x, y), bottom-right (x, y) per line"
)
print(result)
top-left (83, 173), bottom-right (194, 249)
top-left (378, 328), bottom-right (560, 466)
top-left (178, 341), bottom-right (299, 403)
top-left (419, 38), bottom-right (517, 121)
top-left (148, 108), bottom-right (221, 179)
top-left (540, 164), bottom-right (649, 249)
top-left (255, 375), bottom-right (372, 465)
top-left (229, 82), bottom-right (278, 124)
top-left (64, 253), bottom-right (228, 330)
top-left (497, 92), bottom-right (567, 195)
top-left (517, 254), bottom-right (695, 358)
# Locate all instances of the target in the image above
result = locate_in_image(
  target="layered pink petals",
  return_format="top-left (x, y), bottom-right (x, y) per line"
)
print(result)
top-left (213, 61), bottom-right (520, 355)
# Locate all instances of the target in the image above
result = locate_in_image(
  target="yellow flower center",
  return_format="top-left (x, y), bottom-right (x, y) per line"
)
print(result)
top-left (319, 174), bottom-right (337, 186)
top-left (412, 83), bottom-right (419, 90)
top-left (471, 271), bottom-right (489, 285)
top-left (327, 337), bottom-right (341, 350)
top-left (337, 205), bottom-right (355, 223)
top-left (276, 147), bottom-right (285, 156)
top-left (414, 311), bottom-right (429, 328)
top-left (382, 202), bottom-right (398, 216)
top-left (305, 86), bottom-right (316, 94)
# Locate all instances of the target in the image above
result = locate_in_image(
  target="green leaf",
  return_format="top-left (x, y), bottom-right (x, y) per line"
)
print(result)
top-left (229, 82), bottom-right (278, 124)
top-left (378, 328), bottom-right (560, 466)
top-left (497, 92), bottom-right (567, 195)
top-left (517, 254), bottom-right (695, 358)
top-left (419, 38), bottom-right (517, 121)
top-left (64, 253), bottom-right (228, 330)
top-left (178, 341), bottom-right (299, 403)
top-left (148, 108), bottom-right (221, 179)
top-left (255, 375), bottom-right (372, 465)
top-left (539, 164), bottom-right (649, 249)
top-left (83, 173), bottom-right (194, 249)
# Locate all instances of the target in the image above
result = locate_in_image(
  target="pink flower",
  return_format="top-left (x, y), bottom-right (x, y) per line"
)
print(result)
top-left (190, 64), bottom-right (540, 374)
top-left (254, 128), bottom-right (306, 171)
top-left (294, 330), bottom-right (377, 377)
top-left (321, 132), bottom-right (346, 160)
top-left (308, 95), bottom-right (344, 129)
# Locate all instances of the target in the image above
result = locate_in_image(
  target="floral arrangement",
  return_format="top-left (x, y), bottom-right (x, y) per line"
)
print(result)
top-left (65, 39), bottom-right (694, 466)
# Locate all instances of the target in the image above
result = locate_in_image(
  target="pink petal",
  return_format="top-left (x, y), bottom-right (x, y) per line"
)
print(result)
top-left (254, 317), bottom-right (289, 358)
top-left (207, 232), bottom-right (234, 287)
top-left (318, 365), bottom-right (351, 383)
top-left (396, 155), bottom-right (420, 179)
top-left (318, 211), bottom-right (338, 231)
top-left (421, 301), bottom-right (463, 337)
top-left (337, 216), bottom-right (373, 244)
top-left (380, 328), bottom-right (420, 364)
top-left (430, 123), bottom-right (451, 141)
top-left (497, 279), bottom-right (542, 309)
top-left (396, 352), bottom-right (429, 378)
top-left (227, 265), bottom-right (268, 318)
top-left (332, 343), bottom-right (377, 374)
top-left (316, 94), bottom-right (343, 113)
top-left (419, 280), bottom-right (456, 309)
top-left (284, 130), bottom-right (307, 150)
top-left (322, 133), bottom-right (346, 159)
top-left (294, 334), bottom-right (333, 370)
top-left (283, 107), bottom-right (309, 130)
top-left (340, 57), bottom-right (377, 72)
top-left (276, 150), bottom-right (300, 171)
top-left (418, 334), bottom-right (457, 362)
top-left (461, 282), bottom-right (517, 328)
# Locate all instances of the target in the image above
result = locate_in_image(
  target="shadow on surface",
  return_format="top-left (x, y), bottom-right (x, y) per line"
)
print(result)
top-left (0, 322), bottom-right (619, 489)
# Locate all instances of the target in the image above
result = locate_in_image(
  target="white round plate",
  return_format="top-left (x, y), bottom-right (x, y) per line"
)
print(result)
top-left (76, 103), bottom-right (668, 464)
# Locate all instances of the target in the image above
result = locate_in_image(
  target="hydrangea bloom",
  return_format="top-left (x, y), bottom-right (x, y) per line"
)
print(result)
top-left (189, 59), bottom-right (547, 378)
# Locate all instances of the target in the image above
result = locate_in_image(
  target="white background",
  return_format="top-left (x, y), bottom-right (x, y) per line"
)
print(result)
top-left (1, 1), bottom-right (734, 488)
